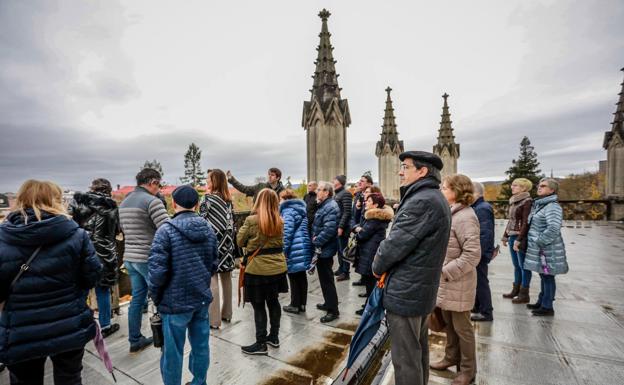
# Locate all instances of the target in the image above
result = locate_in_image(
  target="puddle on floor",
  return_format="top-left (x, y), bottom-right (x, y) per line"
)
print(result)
top-left (258, 325), bottom-right (357, 385)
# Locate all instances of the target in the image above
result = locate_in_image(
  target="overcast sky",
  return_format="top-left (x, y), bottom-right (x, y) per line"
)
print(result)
top-left (1, 0), bottom-right (623, 192)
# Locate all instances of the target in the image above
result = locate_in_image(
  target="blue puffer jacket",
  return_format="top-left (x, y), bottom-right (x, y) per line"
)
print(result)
top-left (148, 211), bottom-right (218, 314)
top-left (524, 194), bottom-right (569, 276)
top-left (312, 198), bottom-right (340, 258)
top-left (471, 197), bottom-right (495, 261)
top-left (0, 210), bottom-right (102, 365)
top-left (280, 199), bottom-right (313, 273)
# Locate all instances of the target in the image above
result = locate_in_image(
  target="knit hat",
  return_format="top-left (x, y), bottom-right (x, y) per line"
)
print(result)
top-left (172, 185), bottom-right (199, 209)
top-left (335, 175), bottom-right (347, 187)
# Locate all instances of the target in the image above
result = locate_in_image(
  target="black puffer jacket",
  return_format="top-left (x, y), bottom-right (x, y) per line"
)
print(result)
top-left (334, 187), bottom-right (353, 232)
top-left (0, 210), bottom-right (102, 364)
top-left (372, 177), bottom-right (451, 317)
top-left (69, 192), bottom-right (120, 287)
top-left (355, 206), bottom-right (393, 276)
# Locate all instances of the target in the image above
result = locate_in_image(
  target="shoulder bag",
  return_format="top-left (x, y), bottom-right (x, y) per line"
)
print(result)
top-left (0, 246), bottom-right (43, 312)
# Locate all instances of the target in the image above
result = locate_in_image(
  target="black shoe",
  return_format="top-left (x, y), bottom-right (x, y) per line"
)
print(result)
top-left (531, 307), bottom-right (554, 317)
top-left (320, 312), bottom-right (339, 323)
top-left (355, 308), bottom-right (364, 316)
top-left (241, 342), bottom-right (268, 355)
top-left (129, 336), bottom-right (153, 354)
top-left (267, 335), bottom-right (280, 348)
top-left (283, 305), bottom-right (300, 314)
top-left (101, 323), bottom-right (120, 338)
top-left (334, 270), bottom-right (341, 276)
top-left (526, 302), bottom-right (542, 310)
top-left (299, 305), bottom-right (306, 312)
top-left (471, 313), bottom-right (493, 322)
top-left (336, 273), bottom-right (350, 282)
top-left (352, 280), bottom-right (364, 286)
top-left (358, 292), bottom-right (368, 298)
top-left (316, 303), bottom-right (328, 311)
top-left (222, 318), bottom-right (231, 323)
top-left (470, 307), bottom-right (479, 314)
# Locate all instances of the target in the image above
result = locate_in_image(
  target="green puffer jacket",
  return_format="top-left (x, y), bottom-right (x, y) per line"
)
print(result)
top-left (524, 194), bottom-right (569, 276)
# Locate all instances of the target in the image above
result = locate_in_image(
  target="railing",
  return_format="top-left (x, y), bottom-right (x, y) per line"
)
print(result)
top-left (489, 199), bottom-right (611, 221)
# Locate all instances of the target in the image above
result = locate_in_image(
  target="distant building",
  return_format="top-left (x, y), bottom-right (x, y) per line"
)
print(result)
top-left (433, 93), bottom-right (460, 178)
top-left (603, 67), bottom-right (624, 220)
top-left (302, 9), bottom-right (351, 183)
top-left (0, 193), bottom-right (8, 208)
top-left (375, 87), bottom-right (404, 201)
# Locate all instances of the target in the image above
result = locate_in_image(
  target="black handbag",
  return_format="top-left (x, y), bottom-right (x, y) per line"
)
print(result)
top-left (342, 232), bottom-right (359, 264)
top-left (150, 307), bottom-right (164, 348)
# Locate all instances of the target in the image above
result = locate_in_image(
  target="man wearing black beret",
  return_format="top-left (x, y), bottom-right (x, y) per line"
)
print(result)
top-left (372, 151), bottom-right (452, 385)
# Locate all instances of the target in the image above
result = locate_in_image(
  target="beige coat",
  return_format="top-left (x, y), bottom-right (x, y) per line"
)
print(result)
top-left (436, 204), bottom-right (481, 312)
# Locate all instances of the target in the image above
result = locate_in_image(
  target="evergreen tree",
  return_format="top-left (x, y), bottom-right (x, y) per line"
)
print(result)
top-left (499, 136), bottom-right (542, 199)
top-left (141, 159), bottom-right (164, 177)
top-left (180, 143), bottom-right (204, 187)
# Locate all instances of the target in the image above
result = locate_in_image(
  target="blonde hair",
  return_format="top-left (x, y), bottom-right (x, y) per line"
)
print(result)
top-left (15, 179), bottom-right (69, 223)
top-left (443, 174), bottom-right (475, 206)
top-left (252, 188), bottom-right (283, 237)
top-left (512, 178), bottom-right (533, 193)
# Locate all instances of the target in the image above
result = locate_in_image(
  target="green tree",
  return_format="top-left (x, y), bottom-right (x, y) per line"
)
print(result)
top-left (141, 159), bottom-right (164, 177)
top-left (180, 143), bottom-right (204, 187)
top-left (294, 180), bottom-right (308, 198)
top-left (499, 136), bottom-right (542, 199)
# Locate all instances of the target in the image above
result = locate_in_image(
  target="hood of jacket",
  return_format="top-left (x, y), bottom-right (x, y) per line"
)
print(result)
top-left (166, 211), bottom-right (210, 243)
top-left (71, 191), bottom-right (117, 222)
top-left (534, 194), bottom-right (558, 208)
top-left (280, 199), bottom-right (307, 216)
top-left (0, 209), bottom-right (79, 247)
top-left (364, 205), bottom-right (394, 221)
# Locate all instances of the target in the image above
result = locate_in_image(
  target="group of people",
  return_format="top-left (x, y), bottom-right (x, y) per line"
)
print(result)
top-left (0, 149), bottom-right (569, 385)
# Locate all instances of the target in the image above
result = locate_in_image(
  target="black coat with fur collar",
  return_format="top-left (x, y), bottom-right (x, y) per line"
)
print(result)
top-left (354, 206), bottom-right (393, 276)
top-left (69, 192), bottom-right (120, 287)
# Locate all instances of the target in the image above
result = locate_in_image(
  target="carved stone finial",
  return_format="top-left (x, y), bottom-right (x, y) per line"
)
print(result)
top-left (386, 87), bottom-right (392, 95)
top-left (319, 9), bottom-right (331, 21)
top-left (442, 92), bottom-right (449, 101)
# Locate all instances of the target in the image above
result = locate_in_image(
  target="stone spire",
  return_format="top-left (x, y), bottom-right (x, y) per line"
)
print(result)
top-left (376, 87), bottom-right (404, 157)
top-left (433, 93), bottom-right (460, 177)
top-left (603, 68), bottom-right (624, 205)
top-left (302, 9), bottom-right (351, 182)
top-left (376, 87), bottom-right (403, 200)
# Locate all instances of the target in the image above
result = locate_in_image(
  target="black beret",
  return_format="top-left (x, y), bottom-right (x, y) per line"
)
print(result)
top-left (399, 151), bottom-right (444, 170)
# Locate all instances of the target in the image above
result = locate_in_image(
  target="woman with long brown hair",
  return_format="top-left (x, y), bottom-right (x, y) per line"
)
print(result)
top-left (199, 169), bottom-right (235, 329)
top-left (237, 188), bottom-right (287, 355)
top-left (0, 180), bottom-right (101, 384)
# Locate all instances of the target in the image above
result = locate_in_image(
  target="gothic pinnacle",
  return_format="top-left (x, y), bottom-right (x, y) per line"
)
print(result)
top-left (318, 8), bottom-right (331, 20)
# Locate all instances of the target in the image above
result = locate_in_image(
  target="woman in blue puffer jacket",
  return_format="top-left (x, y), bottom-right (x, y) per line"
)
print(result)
top-left (524, 178), bottom-right (569, 317)
top-left (279, 189), bottom-right (312, 314)
top-left (0, 180), bottom-right (101, 384)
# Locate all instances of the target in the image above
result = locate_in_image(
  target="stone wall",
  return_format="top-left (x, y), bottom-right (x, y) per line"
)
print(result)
top-left (489, 200), bottom-right (611, 221)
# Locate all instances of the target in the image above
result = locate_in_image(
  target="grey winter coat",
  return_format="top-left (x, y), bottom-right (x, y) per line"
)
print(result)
top-left (524, 194), bottom-right (569, 276)
top-left (119, 186), bottom-right (169, 263)
top-left (372, 177), bottom-right (452, 317)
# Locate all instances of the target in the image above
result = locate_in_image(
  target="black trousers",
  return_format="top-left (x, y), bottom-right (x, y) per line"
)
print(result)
top-left (287, 271), bottom-right (308, 307)
top-left (362, 274), bottom-right (377, 297)
top-left (316, 257), bottom-right (339, 313)
top-left (8, 348), bottom-right (84, 385)
top-left (251, 296), bottom-right (281, 343)
top-left (474, 257), bottom-right (493, 317)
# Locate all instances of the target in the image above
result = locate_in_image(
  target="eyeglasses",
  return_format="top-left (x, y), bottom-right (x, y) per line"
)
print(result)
top-left (400, 163), bottom-right (415, 170)
top-left (538, 184), bottom-right (548, 188)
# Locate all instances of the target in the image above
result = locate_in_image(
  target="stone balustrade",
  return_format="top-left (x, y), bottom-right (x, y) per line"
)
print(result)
top-left (489, 199), bottom-right (611, 221)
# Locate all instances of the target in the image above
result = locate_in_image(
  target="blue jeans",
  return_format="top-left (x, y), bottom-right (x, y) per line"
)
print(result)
top-left (95, 286), bottom-right (111, 328)
top-left (337, 233), bottom-right (350, 275)
top-left (536, 274), bottom-right (556, 310)
top-left (508, 235), bottom-right (532, 288)
top-left (126, 261), bottom-right (149, 344)
top-left (161, 306), bottom-right (210, 385)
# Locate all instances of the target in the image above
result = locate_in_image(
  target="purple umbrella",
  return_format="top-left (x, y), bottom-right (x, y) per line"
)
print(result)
top-left (93, 322), bottom-right (117, 383)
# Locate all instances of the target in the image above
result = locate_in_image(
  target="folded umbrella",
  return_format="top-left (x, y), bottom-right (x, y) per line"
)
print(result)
top-left (93, 322), bottom-right (117, 383)
top-left (343, 273), bottom-right (387, 381)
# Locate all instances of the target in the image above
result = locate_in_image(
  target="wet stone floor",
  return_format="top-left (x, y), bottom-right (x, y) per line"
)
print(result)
top-left (1, 220), bottom-right (624, 385)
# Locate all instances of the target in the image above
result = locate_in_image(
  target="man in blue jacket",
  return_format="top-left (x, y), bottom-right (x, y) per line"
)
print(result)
top-left (471, 182), bottom-right (495, 322)
top-left (148, 185), bottom-right (218, 385)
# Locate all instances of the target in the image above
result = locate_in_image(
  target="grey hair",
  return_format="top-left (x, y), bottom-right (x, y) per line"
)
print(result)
top-left (540, 178), bottom-right (559, 193)
top-left (318, 181), bottom-right (334, 197)
top-left (472, 181), bottom-right (484, 199)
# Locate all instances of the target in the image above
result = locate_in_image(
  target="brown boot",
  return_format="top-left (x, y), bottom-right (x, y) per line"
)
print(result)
top-left (430, 359), bottom-right (460, 371)
top-left (451, 372), bottom-right (475, 385)
top-left (502, 283), bottom-right (519, 299)
top-left (512, 287), bottom-right (530, 304)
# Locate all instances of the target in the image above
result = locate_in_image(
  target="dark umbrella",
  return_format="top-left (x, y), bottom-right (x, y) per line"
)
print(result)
top-left (343, 273), bottom-right (387, 380)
